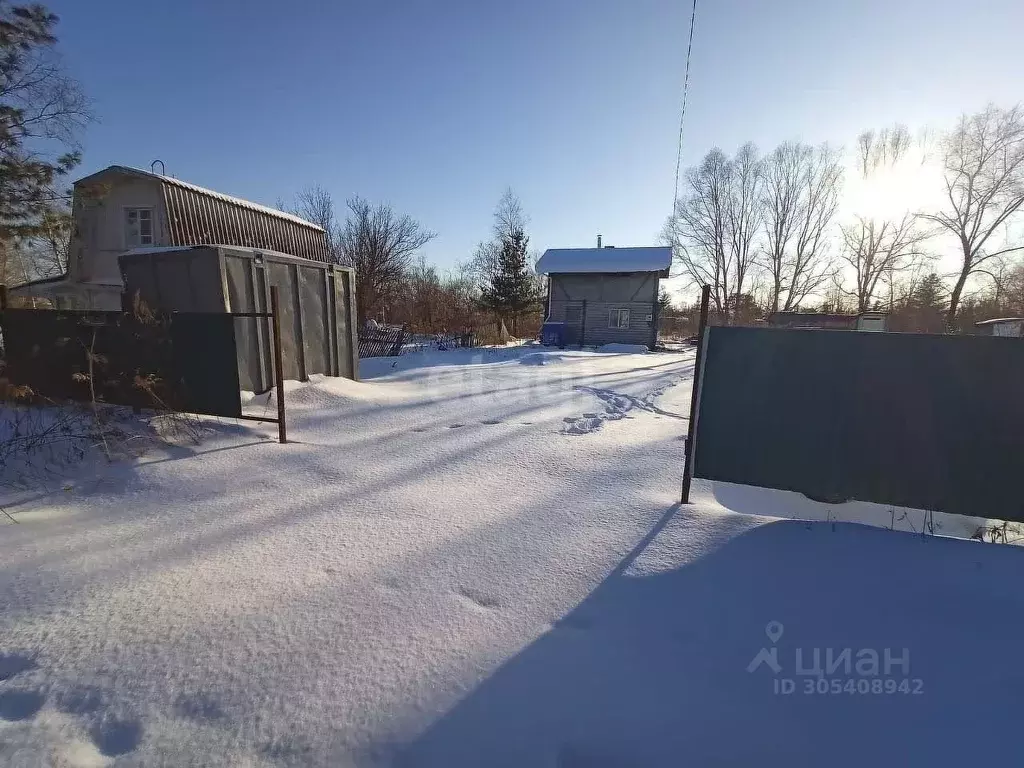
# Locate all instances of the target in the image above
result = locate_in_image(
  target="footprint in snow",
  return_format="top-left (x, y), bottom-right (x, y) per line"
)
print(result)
top-left (56, 685), bottom-right (106, 715)
top-left (480, 419), bottom-right (502, 425)
top-left (0, 652), bottom-right (36, 682)
top-left (91, 718), bottom-right (143, 757)
top-left (0, 689), bottom-right (45, 721)
top-left (562, 416), bottom-right (603, 435)
top-left (174, 692), bottom-right (225, 722)
top-left (448, 423), bottom-right (465, 429)
top-left (457, 586), bottom-right (499, 610)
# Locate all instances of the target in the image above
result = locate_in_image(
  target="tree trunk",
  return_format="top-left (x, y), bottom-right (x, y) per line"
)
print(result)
top-left (946, 268), bottom-right (970, 330)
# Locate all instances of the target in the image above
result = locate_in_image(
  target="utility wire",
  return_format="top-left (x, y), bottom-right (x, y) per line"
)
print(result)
top-left (672, 0), bottom-right (699, 214)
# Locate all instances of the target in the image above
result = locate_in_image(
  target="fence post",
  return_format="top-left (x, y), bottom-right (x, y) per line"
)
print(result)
top-left (681, 284), bottom-right (711, 504)
top-left (270, 286), bottom-right (288, 444)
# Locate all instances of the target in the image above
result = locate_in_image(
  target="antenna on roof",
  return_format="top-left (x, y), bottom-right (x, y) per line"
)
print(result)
top-left (150, 159), bottom-right (165, 175)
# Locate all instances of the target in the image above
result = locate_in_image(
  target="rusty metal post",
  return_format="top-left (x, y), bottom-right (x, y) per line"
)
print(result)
top-left (681, 284), bottom-right (711, 504)
top-left (270, 286), bottom-right (287, 444)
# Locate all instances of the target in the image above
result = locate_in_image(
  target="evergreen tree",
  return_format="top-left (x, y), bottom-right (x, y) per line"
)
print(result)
top-left (658, 288), bottom-right (673, 315)
top-left (911, 273), bottom-right (946, 312)
top-left (478, 226), bottom-right (539, 335)
top-left (0, 3), bottom-right (87, 245)
top-left (907, 272), bottom-right (947, 333)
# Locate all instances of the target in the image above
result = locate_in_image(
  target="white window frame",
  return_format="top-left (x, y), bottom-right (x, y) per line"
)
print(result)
top-left (124, 207), bottom-right (155, 248)
top-left (609, 308), bottom-right (630, 329)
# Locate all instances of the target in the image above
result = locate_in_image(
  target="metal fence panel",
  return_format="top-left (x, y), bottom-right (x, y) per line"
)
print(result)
top-left (266, 262), bottom-right (302, 381)
top-left (298, 265), bottom-right (328, 377)
top-left (120, 247), bottom-right (359, 392)
top-left (693, 326), bottom-right (1024, 521)
top-left (0, 309), bottom-right (242, 418)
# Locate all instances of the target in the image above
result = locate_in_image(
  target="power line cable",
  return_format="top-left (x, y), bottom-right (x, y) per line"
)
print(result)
top-left (672, 0), bottom-right (699, 214)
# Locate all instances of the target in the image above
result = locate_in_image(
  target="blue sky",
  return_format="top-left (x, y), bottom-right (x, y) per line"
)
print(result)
top-left (51, 0), bottom-right (1022, 283)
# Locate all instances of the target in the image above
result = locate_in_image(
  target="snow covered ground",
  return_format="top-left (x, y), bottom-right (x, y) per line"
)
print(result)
top-left (1, 345), bottom-right (1023, 767)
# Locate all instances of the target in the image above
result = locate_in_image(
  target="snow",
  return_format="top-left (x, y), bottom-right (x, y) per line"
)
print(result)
top-left (517, 351), bottom-right (566, 366)
top-left (535, 246), bottom-right (672, 274)
top-left (597, 342), bottom-right (649, 354)
top-left (2, 345), bottom-right (1023, 766)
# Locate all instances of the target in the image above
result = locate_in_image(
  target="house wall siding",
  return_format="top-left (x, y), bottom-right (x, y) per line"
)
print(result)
top-left (547, 272), bottom-right (660, 348)
top-left (72, 177), bottom-right (169, 285)
top-left (67, 169), bottom-right (331, 310)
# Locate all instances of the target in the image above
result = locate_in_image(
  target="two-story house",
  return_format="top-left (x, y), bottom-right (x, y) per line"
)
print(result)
top-left (537, 244), bottom-right (672, 349)
top-left (11, 165), bottom-right (330, 309)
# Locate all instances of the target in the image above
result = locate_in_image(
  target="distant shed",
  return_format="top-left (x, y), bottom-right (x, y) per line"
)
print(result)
top-left (767, 311), bottom-right (888, 332)
top-left (536, 245), bottom-right (671, 349)
top-left (975, 318), bottom-right (1024, 337)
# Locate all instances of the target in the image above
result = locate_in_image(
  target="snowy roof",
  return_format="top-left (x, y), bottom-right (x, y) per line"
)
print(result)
top-left (975, 317), bottom-right (1024, 326)
top-left (536, 246), bottom-right (672, 275)
top-left (75, 166), bottom-right (326, 232)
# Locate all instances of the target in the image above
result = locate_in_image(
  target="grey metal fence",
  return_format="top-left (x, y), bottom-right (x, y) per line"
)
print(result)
top-left (691, 326), bottom-right (1024, 522)
top-left (119, 245), bottom-right (359, 392)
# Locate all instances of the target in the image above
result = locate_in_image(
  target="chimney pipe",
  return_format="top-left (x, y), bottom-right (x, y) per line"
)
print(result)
top-left (597, 234), bottom-right (602, 248)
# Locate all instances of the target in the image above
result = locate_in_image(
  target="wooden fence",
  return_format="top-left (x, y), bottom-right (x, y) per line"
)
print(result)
top-left (358, 325), bottom-right (406, 358)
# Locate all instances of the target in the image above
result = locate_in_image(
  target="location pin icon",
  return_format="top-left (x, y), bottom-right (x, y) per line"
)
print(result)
top-left (765, 621), bottom-right (784, 644)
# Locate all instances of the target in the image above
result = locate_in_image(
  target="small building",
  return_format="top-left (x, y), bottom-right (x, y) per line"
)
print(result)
top-left (766, 311), bottom-right (888, 332)
top-left (536, 245), bottom-right (671, 349)
top-left (975, 318), bottom-right (1024, 337)
top-left (10, 165), bottom-right (330, 310)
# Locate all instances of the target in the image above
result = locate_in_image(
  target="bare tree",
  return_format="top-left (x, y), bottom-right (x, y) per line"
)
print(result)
top-left (840, 124), bottom-right (931, 312)
top-left (22, 201), bottom-right (70, 276)
top-left (281, 185), bottom-right (339, 260)
top-left (919, 104), bottom-right (1024, 324)
top-left (294, 185), bottom-right (335, 236)
top-left (760, 142), bottom-right (843, 312)
top-left (665, 145), bottom-right (765, 321)
top-left (857, 124), bottom-right (911, 177)
top-left (839, 214), bottom-right (931, 311)
top-left (336, 197), bottom-right (435, 323)
top-left (727, 142), bottom-right (763, 311)
top-left (468, 188), bottom-right (527, 284)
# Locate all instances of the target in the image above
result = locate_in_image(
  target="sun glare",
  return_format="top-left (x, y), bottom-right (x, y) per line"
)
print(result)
top-left (841, 149), bottom-right (946, 222)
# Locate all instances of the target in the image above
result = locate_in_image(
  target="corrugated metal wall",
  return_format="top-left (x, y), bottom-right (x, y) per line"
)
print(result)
top-left (119, 246), bottom-right (359, 392)
top-left (161, 182), bottom-right (330, 262)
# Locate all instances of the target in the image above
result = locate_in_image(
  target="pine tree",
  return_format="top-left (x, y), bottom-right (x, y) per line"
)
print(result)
top-left (908, 272), bottom-right (947, 333)
top-left (911, 273), bottom-right (946, 312)
top-left (0, 3), bottom-right (87, 246)
top-left (478, 226), bottom-right (539, 335)
top-left (658, 288), bottom-right (673, 315)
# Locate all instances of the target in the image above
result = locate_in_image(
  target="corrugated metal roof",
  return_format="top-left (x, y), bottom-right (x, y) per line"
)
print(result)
top-left (76, 165), bottom-right (325, 232)
top-left (536, 246), bottom-right (672, 274)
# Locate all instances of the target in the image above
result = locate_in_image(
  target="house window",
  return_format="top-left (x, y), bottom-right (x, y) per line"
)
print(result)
top-left (609, 309), bottom-right (630, 329)
top-left (125, 207), bottom-right (154, 247)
